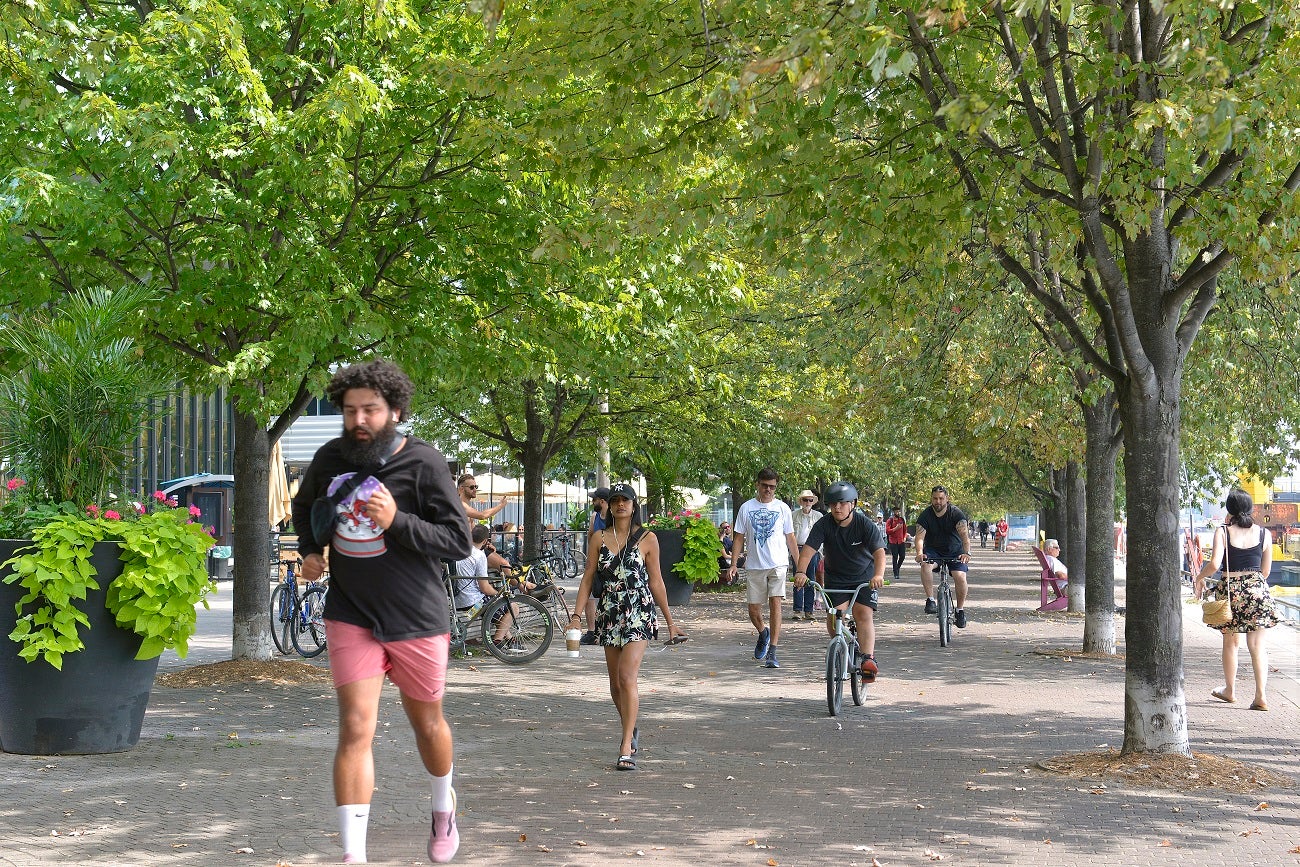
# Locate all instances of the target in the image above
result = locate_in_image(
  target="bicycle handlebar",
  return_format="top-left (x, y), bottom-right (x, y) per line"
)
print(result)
top-left (807, 580), bottom-right (879, 608)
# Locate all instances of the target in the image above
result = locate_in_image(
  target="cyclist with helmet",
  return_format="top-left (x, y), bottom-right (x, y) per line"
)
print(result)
top-left (792, 482), bottom-right (887, 681)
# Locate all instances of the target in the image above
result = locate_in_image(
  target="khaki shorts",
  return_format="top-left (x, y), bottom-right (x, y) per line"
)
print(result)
top-left (745, 567), bottom-right (788, 604)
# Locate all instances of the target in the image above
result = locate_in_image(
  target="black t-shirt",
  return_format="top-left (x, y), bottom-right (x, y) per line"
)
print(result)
top-left (917, 504), bottom-right (969, 559)
top-left (803, 511), bottom-right (886, 588)
top-left (291, 436), bottom-right (473, 641)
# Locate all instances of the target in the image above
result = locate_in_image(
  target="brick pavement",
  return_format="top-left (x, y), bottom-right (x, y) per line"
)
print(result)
top-left (1, 549), bottom-right (1296, 866)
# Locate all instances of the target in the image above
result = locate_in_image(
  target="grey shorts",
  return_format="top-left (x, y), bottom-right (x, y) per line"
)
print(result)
top-left (745, 567), bottom-right (788, 603)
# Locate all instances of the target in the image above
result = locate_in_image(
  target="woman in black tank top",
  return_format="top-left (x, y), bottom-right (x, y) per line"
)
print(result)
top-left (1192, 489), bottom-right (1280, 710)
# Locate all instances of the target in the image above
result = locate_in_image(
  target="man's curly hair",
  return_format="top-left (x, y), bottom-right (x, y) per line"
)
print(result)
top-left (325, 358), bottom-right (414, 416)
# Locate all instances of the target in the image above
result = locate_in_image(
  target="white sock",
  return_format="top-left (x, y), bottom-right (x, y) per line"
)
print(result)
top-left (432, 765), bottom-right (455, 812)
top-left (338, 804), bottom-right (370, 862)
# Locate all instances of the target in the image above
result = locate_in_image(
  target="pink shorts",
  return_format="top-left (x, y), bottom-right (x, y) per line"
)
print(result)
top-left (324, 619), bottom-right (450, 703)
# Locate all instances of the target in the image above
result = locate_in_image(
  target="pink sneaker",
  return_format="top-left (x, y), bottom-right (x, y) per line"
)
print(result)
top-left (428, 788), bottom-right (459, 863)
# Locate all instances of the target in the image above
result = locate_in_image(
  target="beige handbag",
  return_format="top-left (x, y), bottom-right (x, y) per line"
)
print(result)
top-left (1201, 528), bottom-right (1233, 626)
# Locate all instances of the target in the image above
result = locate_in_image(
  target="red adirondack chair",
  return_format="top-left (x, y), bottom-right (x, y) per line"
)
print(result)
top-left (1032, 546), bottom-right (1069, 611)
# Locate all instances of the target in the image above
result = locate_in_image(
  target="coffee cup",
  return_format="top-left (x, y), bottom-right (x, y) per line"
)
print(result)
top-left (565, 628), bottom-right (582, 657)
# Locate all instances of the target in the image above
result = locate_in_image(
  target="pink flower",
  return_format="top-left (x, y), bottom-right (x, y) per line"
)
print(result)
top-left (203, 526), bottom-right (217, 537)
top-left (189, 505), bottom-right (202, 517)
top-left (6, 478), bottom-right (25, 491)
top-left (86, 504), bottom-right (101, 517)
top-left (166, 496), bottom-right (179, 508)
top-left (104, 510), bottom-right (122, 520)
top-left (134, 502), bottom-right (146, 514)
top-left (153, 490), bottom-right (166, 501)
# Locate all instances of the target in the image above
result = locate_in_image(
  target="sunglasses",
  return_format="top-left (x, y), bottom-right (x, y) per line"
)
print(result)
top-left (757, 482), bottom-right (777, 490)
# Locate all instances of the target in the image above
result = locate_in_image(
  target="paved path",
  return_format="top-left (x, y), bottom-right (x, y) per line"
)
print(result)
top-left (1, 549), bottom-right (1297, 866)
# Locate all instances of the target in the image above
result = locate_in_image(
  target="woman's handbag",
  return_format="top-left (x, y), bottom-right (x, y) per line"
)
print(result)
top-left (1201, 583), bottom-right (1232, 626)
top-left (1201, 529), bottom-right (1233, 626)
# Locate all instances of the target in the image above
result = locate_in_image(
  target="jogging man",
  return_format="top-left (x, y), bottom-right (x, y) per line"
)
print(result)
top-left (794, 482), bottom-right (886, 680)
top-left (292, 358), bottom-right (472, 864)
top-left (914, 485), bottom-right (973, 628)
top-left (728, 467), bottom-right (799, 669)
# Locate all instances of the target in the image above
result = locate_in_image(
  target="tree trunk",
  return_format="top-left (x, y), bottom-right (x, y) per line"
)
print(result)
top-left (520, 446), bottom-right (546, 562)
top-left (1118, 251), bottom-right (1189, 755)
top-left (1082, 394), bottom-right (1120, 653)
top-left (1040, 468), bottom-right (1063, 543)
top-left (1063, 461), bottom-right (1085, 613)
top-left (230, 405), bottom-right (273, 661)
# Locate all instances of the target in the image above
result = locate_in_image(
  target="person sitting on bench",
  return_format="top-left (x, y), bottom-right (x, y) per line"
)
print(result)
top-left (1042, 539), bottom-right (1068, 582)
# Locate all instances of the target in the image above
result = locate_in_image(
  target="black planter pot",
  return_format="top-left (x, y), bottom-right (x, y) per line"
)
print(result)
top-left (651, 529), bottom-right (693, 607)
top-left (0, 540), bottom-right (160, 755)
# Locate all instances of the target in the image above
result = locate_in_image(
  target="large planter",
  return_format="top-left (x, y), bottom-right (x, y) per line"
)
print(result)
top-left (0, 540), bottom-right (160, 755)
top-left (651, 529), bottom-right (693, 607)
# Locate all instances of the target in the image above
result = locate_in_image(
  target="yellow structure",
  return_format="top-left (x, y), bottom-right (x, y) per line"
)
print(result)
top-left (1237, 475), bottom-right (1291, 562)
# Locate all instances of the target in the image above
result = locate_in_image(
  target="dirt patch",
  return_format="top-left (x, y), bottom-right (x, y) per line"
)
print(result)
top-left (156, 659), bottom-right (332, 688)
top-left (1033, 647), bottom-right (1126, 662)
top-left (1038, 749), bottom-right (1292, 793)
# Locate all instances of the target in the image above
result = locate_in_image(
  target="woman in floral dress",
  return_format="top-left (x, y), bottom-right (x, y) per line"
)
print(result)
top-left (1193, 488), bottom-right (1280, 711)
top-left (571, 483), bottom-right (686, 770)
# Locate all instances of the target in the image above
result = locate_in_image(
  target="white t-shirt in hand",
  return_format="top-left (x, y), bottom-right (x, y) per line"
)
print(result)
top-left (735, 498), bottom-right (795, 570)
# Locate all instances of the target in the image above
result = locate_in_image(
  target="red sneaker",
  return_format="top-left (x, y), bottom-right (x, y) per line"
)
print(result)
top-left (860, 656), bottom-right (878, 683)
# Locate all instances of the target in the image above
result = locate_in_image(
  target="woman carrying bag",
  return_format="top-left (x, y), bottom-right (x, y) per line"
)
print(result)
top-left (1192, 488), bottom-right (1280, 711)
top-left (570, 483), bottom-right (686, 770)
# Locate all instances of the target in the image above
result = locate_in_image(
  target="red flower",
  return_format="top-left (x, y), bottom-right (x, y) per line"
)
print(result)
top-left (6, 478), bottom-right (26, 491)
top-left (153, 490), bottom-right (167, 501)
top-left (189, 505), bottom-right (202, 517)
top-left (104, 509), bottom-right (122, 520)
top-left (86, 503), bottom-right (101, 517)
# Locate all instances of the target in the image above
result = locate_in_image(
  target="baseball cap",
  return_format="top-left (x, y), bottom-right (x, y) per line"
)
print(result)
top-left (608, 482), bottom-right (638, 502)
top-left (798, 489), bottom-right (816, 501)
top-left (591, 487), bottom-right (612, 501)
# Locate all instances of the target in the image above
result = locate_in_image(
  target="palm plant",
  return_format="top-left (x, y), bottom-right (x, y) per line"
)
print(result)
top-left (0, 287), bottom-right (172, 505)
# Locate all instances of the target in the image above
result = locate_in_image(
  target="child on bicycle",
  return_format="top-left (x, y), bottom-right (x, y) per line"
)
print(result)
top-left (793, 481), bottom-right (887, 681)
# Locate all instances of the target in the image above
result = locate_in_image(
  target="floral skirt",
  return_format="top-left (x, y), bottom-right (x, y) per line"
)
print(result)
top-left (594, 578), bottom-right (659, 647)
top-left (1209, 572), bottom-right (1280, 633)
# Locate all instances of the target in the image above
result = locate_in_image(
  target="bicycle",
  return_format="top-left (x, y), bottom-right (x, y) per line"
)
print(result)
top-left (444, 570), bottom-right (554, 664)
top-left (541, 533), bottom-right (580, 579)
top-left (809, 581), bottom-right (873, 716)
top-left (928, 558), bottom-right (957, 647)
top-left (515, 555), bottom-right (573, 630)
top-left (268, 560), bottom-right (329, 658)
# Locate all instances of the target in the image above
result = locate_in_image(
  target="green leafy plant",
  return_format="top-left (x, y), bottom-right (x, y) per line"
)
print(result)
top-left (2, 494), bottom-right (216, 669)
top-left (647, 510), bottom-right (722, 585)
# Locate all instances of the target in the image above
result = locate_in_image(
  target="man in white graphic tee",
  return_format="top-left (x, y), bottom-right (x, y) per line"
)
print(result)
top-left (728, 467), bottom-right (799, 669)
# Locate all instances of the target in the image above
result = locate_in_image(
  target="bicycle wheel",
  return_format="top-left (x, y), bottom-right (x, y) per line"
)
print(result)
top-left (482, 594), bottom-right (553, 664)
top-left (938, 582), bottom-right (952, 647)
top-left (292, 586), bottom-right (328, 657)
top-left (849, 640), bottom-right (866, 706)
top-left (269, 584), bottom-right (288, 654)
top-left (825, 636), bottom-right (846, 716)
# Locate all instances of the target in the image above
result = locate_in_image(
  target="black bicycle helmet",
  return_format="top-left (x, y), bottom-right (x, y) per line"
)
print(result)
top-left (824, 481), bottom-right (858, 504)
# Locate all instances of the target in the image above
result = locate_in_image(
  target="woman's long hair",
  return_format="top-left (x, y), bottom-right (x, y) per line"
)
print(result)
top-left (1225, 488), bottom-right (1255, 528)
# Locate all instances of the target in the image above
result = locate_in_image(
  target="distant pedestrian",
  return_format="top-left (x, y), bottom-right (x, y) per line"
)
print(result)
top-left (570, 483), bottom-right (686, 770)
top-left (884, 507), bottom-right (908, 582)
top-left (994, 517), bottom-right (1009, 552)
top-left (580, 487), bottom-right (613, 645)
top-left (291, 358), bottom-right (472, 864)
top-left (977, 519), bottom-right (989, 549)
top-left (728, 468), bottom-right (800, 669)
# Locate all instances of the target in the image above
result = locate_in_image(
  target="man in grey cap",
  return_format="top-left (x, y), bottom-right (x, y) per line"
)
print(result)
top-left (581, 487), bottom-right (612, 644)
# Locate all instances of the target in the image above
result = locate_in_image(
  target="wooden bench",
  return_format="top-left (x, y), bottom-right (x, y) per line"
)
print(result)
top-left (1032, 546), bottom-right (1069, 611)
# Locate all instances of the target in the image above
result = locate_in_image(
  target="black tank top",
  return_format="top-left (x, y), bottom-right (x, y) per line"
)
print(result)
top-left (1223, 525), bottom-right (1266, 573)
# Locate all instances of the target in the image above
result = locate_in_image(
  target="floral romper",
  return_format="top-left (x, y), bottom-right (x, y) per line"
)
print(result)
top-left (1211, 526), bottom-right (1280, 634)
top-left (594, 534), bottom-right (659, 647)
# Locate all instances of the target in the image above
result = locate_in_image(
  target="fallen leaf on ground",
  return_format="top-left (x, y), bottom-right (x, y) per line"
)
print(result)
top-left (518, 834), bottom-right (527, 842)
top-left (1255, 802), bottom-right (1269, 810)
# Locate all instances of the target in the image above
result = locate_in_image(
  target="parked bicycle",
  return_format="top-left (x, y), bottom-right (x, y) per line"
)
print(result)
top-left (928, 558), bottom-right (957, 647)
top-left (810, 581), bottom-right (872, 716)
top-left (269, 559), bottom-right (329, 658)
top-left (443, 569), bottom-right (554, 664)
top-left (541, 533), bottom-right (580, 579)
top-left (515, 555), bottom-right (573, 629)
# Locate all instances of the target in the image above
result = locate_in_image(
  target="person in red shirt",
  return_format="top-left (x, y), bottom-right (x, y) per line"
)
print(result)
top-left (884, 507), bottom-right (908, 582)
top-left (995, 517), bottom-right (1009, 552)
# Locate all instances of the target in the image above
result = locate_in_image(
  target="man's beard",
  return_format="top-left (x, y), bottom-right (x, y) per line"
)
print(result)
top-left (340, 419), bottom-right (400, 465)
